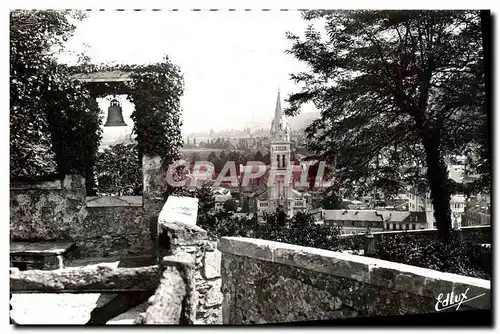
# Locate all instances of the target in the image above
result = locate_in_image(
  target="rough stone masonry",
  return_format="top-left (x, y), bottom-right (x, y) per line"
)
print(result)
top-left (218, 237), bottom-right (491, 324)
top-left (158, 196), bottom-right (223, 324)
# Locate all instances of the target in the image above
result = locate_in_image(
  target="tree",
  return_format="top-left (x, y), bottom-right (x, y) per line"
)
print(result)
top-left (285, 10), bottom-right (486, 242)
top-left (464, 10), bottom-right (491, 194)
top-left (10, 10), bottom-right (102, 187)
top-left (219, 150), bottom-right (228, 165)
top-left (193, 138), bottom-right (197, 147)
top-left (223, 199), bottom-right (238, 212)
top-left (320, 192), bottom-right (348, 210)
top-left (263, 152), bottom-right (271, 165)
top-left (191, 152), bottom-right (201, 163)
top-left (207, 151), bottom-right (222, 173)
top-left (254, 151), bottom-right (264, 162)
top-left (242, 198), bottom-right (250, 213)
top-left (228, 151), bottom-right (241, 174)
top-left (94, 143), bottom-right (142, 196)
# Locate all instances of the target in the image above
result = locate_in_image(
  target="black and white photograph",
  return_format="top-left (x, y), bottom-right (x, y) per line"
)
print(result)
top-left (7, 3), bottom-right (493, 327)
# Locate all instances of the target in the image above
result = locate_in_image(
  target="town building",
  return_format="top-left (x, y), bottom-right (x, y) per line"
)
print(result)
top-left (212, 187), bottom-right (233, 211)
top-left (407, 188), bottom-right (466, 229)
top-left (463, 193), bottom-right (491, 226)
top-left (312, 209), bottom-right (428, 234)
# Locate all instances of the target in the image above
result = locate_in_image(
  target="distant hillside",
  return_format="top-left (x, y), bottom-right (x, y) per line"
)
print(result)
top-left (242, 111), bottom-right (320, 131)
top-left (285, 112), bottom-right (320, 130)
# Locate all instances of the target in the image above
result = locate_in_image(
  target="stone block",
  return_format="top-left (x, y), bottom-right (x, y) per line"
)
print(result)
top-left (218, 237), bottom-right (274, 261)
top-left (273, 246), bottom-right (372, 283)
top-left (158, 196), bottom-right (199, 227)
top-left (204, 280), bottom-right (223, 308)
top-left (85, 196), bottom-right (143, 208)
top-left (203, 250), bottom-right (221, 279)
top-left (218, 237), bottom-right (491, 324)
top-left (204, 241), bottom-right (217, 252)
top-left (160, 221), bottom-right (207, 247)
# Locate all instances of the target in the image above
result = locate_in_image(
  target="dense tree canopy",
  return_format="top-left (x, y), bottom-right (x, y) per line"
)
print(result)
top-left (285, 10), bottom-right (488, 242)
top-left (10, 10), bottom-right (101, 181)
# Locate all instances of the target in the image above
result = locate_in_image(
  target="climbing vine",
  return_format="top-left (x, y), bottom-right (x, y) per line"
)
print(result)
top-left (128, 59), bottom-right (184, 161)
top-left (10, 10), bottom-right (102, 183)
top-left (72, 56), bottom-right (185, 165)
top-left (11, 10), bottom-right (184, 183)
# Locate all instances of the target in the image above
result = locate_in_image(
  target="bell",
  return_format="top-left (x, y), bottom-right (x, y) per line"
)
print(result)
top-left (104, 99), bottom-right (127, 127)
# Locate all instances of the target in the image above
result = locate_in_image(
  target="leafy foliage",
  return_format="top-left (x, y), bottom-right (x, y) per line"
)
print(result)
top-left (127, 59), bottom-right (184, 162)
top-left (10, 10), bottom-right (102, 182)
top-left (11, 10), bottom-right (185, 190)
top-left (371, 233), bottom-right (491, 279)
top-left (197, 207), bottom-right (344, 250)
top-left (166, 183), bottom-right (215, 214)
top-left (259, 212), bottom-right (344, 250)
top-left (285, 10), bottom-right (487, 242)
top-left (223, 199), bottom-right (238, 212)
top-left (72, 58), bottom-right (185, 165)
top-left (318, 190), bottom-right (349, 210)
top-left (94, 143), bottom-right (142, 196)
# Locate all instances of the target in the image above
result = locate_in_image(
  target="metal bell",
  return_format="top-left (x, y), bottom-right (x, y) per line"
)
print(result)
top-left (104, 99), bottom-right (127, 127)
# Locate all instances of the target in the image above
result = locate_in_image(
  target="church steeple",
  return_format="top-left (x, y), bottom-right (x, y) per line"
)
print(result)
top-left (268, 89), bottom-right (292, 215)
top-left (270, 89), bottom-right (290, 142)
top-left (275, 90), bottom-right (282, 120)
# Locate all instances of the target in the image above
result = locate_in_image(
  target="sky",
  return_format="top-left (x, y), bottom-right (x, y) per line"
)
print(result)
top-left (58, 10), bottom-right (319, 135)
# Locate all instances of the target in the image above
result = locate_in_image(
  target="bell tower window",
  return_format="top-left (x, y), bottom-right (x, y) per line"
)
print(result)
top-left (276, 155), bottom-right (280, 168)
top-left (282, 155), bottom-right (286, 168)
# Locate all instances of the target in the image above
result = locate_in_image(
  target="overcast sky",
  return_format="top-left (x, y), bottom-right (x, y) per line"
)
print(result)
top-left (58, 10), bottom-right (318, 134)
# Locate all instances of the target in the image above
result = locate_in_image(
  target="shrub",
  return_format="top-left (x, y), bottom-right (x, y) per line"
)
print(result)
top-left (10, 10), bottom-right (102, 181)
top-left (94, 143), bottom-right (142, 196)
top-left (371, 233), bottom-right (491, 280)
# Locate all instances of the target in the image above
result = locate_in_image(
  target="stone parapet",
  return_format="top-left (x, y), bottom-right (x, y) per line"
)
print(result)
top-left (156, 196), bottom-right (222, 324)
top-left (218, 237), bottom-right (491, 324)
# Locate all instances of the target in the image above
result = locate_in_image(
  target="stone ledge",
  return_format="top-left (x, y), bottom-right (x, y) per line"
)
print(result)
top-left (218, 237), bottom-right (491, 306)
top-left (460, 225), bottom-right (491, 231)
top-left (10, 180), bottom-right (62, 190)
top-left (72, 70), bottom-right (133, 83)
top-left (159, 196), bottom-right (199, 227)
top-left (86, 196), bottom-right (143, 207)
top-left (162, 254), bottom-right (196, 269)
top-left (158, 196), bottom-right (206, 246)
top-left (338, 225), bottom-right (491, 238)
top-left (10, 241), bottom-right (75, 256)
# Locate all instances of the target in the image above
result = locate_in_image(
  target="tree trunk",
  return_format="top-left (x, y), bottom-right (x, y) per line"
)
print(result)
top-left (422, 135), bottom-right (452, 242)
top-left (480, 10), bottom-right (492, 190)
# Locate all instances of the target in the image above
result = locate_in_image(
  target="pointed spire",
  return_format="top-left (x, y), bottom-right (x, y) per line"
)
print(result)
top-left (275, 89), bottom-right (282, 120)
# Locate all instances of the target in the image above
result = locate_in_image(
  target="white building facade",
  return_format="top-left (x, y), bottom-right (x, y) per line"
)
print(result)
top-left (408, 188), bottom-right (466, 229)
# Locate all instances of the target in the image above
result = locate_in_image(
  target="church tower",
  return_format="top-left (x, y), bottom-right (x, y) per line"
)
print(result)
top-left (269, 90), bottom-right (292, 215)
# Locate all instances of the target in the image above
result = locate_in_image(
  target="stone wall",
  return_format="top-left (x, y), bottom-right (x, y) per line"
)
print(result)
top-left (195, 240), bottom-right (223, 324)
top-left (219, 237), bottom-right (491, 324)
top-left (157, 196), bottom-right (223, 325)
top-left (10, 175), bottom-right (150, 258)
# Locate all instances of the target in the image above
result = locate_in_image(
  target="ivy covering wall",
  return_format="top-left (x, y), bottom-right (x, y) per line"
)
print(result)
top-left (11, 10), bottom-right (185, 188)
top-left (10, 10), bottom-right (102, 182)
